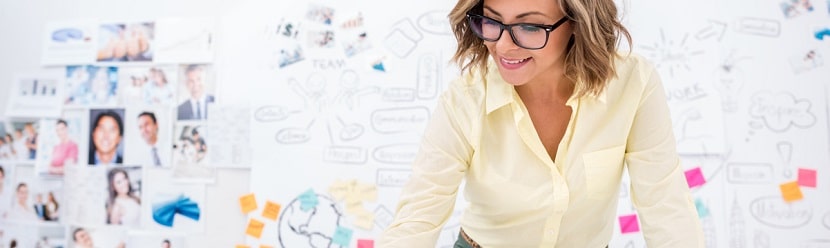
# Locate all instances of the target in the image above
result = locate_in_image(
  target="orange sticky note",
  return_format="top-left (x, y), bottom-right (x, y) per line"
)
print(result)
top-left (780, 181), bottom-right (803, 202)
top-left (262, 201), bottom-right (282, 221)
top-left (259, 246), bottom-right (274, 248)
top-left (240, 193), bottom-right (258, 214)
top-left (246, 219), bottom-right (265, 238)
top-left (235, 245), bottom-right (251, 248)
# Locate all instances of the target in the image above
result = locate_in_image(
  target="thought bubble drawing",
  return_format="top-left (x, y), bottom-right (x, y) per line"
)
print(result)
top-left (749, 92), bottom-right (816, 132)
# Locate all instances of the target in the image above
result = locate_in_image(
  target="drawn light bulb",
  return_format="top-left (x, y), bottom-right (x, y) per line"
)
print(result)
top-left (777, 141), bottom-right (793, 178)
top-left (714, 63), bottom-right (745, 113)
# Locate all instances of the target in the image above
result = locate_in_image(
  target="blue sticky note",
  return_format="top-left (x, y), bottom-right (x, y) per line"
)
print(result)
top-left (695, 198), bottom-right (710, 218)
top-left (299, 189), bottom-right (319, 212)
top-left (332, 226), bottom-right (353, 246)
top-left (372, 62), bottom-right (385, 72)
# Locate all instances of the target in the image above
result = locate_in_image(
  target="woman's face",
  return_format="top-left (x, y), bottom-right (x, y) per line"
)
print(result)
top-left (16, 185), bottom-right (28, 205)
top-left (482, 0), bottom-right (573, 86)
top-left (74, 229), bottom-right (93, 247)
top-left (93, 116), bottom-right (121, 155)
top-left (56, 122), bottom-right (69, 140)
top-left (112, 171), bottom-right (130, 195)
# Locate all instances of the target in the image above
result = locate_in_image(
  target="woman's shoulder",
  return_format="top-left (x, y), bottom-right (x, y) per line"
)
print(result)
top-left (606, 52), bottom-right (661, 94)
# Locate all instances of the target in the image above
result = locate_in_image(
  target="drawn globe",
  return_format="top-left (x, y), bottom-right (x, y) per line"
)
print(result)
top-left (278, 193), bottom-right (344, 248)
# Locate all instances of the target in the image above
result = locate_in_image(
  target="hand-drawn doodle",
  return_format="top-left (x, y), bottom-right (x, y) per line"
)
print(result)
top-left (376, 169), bottom-right (412, 187)
top-left (417, 11), bottom-right (453, 36)
top-left (727, 163), bottom-right (774, 184)
top-left (823, 211), bottom-right (830, 230)
top-left (749, 91), bottom-right (816, 132)
top-left (789, 49), bottom-right (824, 74)
top-left (754, 230), bottom-right (771, 248)
top-left (713, 51), bottom-right (750, 113)
top-left (384, 19), bottom-right (423, 58)
top-left (371, 107), bottom-right (431, 134)
top-left (801, 239), bottom-right (830, 248)
top-left (322, 146), bottom-right (367, 164)
top-left (335, 70), bottom-right (380, 110)
top-left (335, 117), bottom-right (365, 141)
top-left (277, 192), bottom-right (344, 248)
top-left (638, 29), bottom-right (705, 78)
top-left (777, 141), bottom-right (794, 178)
top-left (382, 88), bottom-right (417, 102)
top-left (417, 53), bottom-right (441, 100)
top-left (255, 105), bottom-right (299, 122)
top-left (372, 143), bottom-right (419, 164)
top-left (373, 205), bottom-right (395, 230)
top-left (749, 196), bottom-right (812, 228)
top-left (695, 20), bottom-right (727, 41)
top-left (734, 18), bottom-right (780, 37)
top-left (275, 128), bottom-right (313, 144)
top-left (730, 196), bottom-right (747, 248)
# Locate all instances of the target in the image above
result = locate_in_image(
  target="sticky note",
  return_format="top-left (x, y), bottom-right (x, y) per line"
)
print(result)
top-left (262, 201), bottom-right (282, 221)
top-left (354, 213), bottom-right (375, 230)
top-left (798, 168), bottom-right (817, 188)
top-left (239, 193), bottom-right (258, 214)
top-left (332, 226), bottom-right (353, 246)
top-left (235, 245), bottom-right (250, 248)
top-left (618, 214), bottom-right (640, 234)
top-left (695, 198), bottom-right (710, 218)
top-left (355, 183), bottom-right (378, 202)
top-left (357, 239), bottom-right (374, 248)
top-left (299, 189), bottom-right (320, 212)
top-left (780, 181), bottom-right (803, 202)
top-left (259, 246), bottom-right (274, 248)
top-left (685, 167), bottom-right (706, 188)
top-left (246, 219), bottom-right (265, 238)
top-left (329, 179), bottom-right (352, 201)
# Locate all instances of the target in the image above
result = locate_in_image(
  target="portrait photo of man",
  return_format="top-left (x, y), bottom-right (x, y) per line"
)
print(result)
top-left (176, 65), bottom-right (214, 121)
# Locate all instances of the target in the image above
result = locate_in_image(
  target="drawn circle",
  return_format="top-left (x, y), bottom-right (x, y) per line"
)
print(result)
top-left (340, 70), bottom-right (359, 89)
top-left (306, 74), bottom-right (326, 92)
top-left (277, 193), bottom-right (343, 248)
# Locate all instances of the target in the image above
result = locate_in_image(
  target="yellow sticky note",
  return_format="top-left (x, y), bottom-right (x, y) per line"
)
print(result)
top-left (246, 219), bottom-right (265, 238)
top-left (780, 181), bottom-right (803, 202)
top-left (344, 200), bottom-right (367, 215)
top-left (235, 245), bottom-right (251, 248)
top-left (355, 183), bottom-right (378, 202)
top-left (262, 201), bottom-right (282, 221)
top-left (329, 179), bottom-right (352, 201)
top-left (239, 193), bottom-right (258, 214)
top-left (354, 213), bottom-right (375, 230)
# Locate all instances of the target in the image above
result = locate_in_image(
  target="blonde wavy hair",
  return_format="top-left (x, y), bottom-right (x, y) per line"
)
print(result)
top-left (449, 0), bottom-right (631, 98)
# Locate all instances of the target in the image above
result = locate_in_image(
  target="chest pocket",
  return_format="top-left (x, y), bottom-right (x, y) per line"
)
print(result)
top-left (582, 145), bottom-right (626, 199)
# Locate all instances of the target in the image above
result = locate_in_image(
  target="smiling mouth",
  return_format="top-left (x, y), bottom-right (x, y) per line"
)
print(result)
top-left (501, 57), bottom-right (530, 64)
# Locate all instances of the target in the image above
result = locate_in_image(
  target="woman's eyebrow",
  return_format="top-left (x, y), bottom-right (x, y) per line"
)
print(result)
top-left (483, 6), bottom-right (552, 20)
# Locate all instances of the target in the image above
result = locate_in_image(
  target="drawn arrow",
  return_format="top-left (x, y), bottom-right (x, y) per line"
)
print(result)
top-left (696, 20), bottom-right (727, 41)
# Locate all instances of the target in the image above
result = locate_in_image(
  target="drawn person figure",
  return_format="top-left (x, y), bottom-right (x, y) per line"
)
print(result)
top-left (380, 0), bottom-right (703, 246)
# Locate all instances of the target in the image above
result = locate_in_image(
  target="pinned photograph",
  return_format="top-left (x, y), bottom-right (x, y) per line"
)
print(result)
top-left (0, 222), bottom-right (67, 248)
top-left (789, 49), bottom-right (823, 74)
top-left (42, 20), bottom-right (97, 65)
top-left (154, 17), bottom-right (216, 64)
top-left (307, 30), bottom-right (335, 48)
top-left (5, 75), bottom-right (64, 118)
top-left (105, 166), bottom-right (142, 228)
top-left (305, 4), bottom-right (335, 25)
top-left (274, 19), bottom-right (305, 68)
top-left (88, 108), bottom-right (126, 166)
top-left (97, 22), bottom-right (155, 62)
top-left (2, 121), bottom-right (40, 161)
top-left (172, 124), bottom-right (213, 182)
top-left (780, 0), bottom-right (814, 18)
top-left (128, 232), bottom-right (186, 248)
top-left (65, 65), bottom-right (119, 106)
top-left (64, 165), bottom-right (107, 226)
top-left (8, 165), bottom-right (64, 223)
top-left (142, 168), bottom-right (205, 233)
top-left (176, 64), bottom-right (215, 121)
top-left (35, 117), bottom-right (85, 177)
top-left (124, 107), bottom-right (172, 167)
top-left (119, 66), bottom-right (178, 106)
top-left (0, 162), bottom-right (15, 222)
top-left (68, 225), bottom-right (127, 248)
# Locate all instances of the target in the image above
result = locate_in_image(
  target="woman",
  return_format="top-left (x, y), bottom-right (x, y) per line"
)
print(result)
top-left (106, 168), bottom-right (141, 227)
top-left (0, 136), bottom-right (11, 159)
top-left (379, 0), bottom-right (703, 247)
top-left (143, 67), bottom-right (175, 105)
top-left (13, 130), bottom-right (28, 161)
top-left (9, 183), bottom-right (40, 222)
top-left (45, 191), bottom-right (59, 221)
top-left (49, 119), bottom-right (79, 174)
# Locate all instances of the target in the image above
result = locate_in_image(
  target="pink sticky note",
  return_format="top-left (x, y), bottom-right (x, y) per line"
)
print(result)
top-left (357, 239), bottom-right (374, 248)
top-left (798, 168), bottom-right (817, 188)
top-left (685, 167), bottom-right (706, 188)
top-left (619, 214), bottom-right (640, 234)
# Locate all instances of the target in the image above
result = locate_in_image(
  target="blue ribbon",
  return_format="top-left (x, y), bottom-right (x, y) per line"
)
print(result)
top-left (152, 195), bottom-right (201, 227)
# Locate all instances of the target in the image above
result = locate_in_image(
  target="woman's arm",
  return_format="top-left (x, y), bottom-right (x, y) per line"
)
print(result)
top-left (379, 83), bottom-right (475, 247)
top-left (625, 67), bottom-right (704, 247)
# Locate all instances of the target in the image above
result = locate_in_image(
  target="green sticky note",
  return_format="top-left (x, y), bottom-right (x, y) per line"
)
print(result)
top-left (695, 198), bottom-right (710, 218)
top-left (332, 226), bottom-right (353, 246)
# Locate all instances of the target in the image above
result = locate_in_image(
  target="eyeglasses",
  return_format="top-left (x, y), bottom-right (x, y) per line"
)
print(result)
top-left (466, 13), bottom-right (569, 50)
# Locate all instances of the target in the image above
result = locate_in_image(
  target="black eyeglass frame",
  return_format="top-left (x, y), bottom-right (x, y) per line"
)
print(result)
top-left (466, 13), bottom-right (570, 50)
